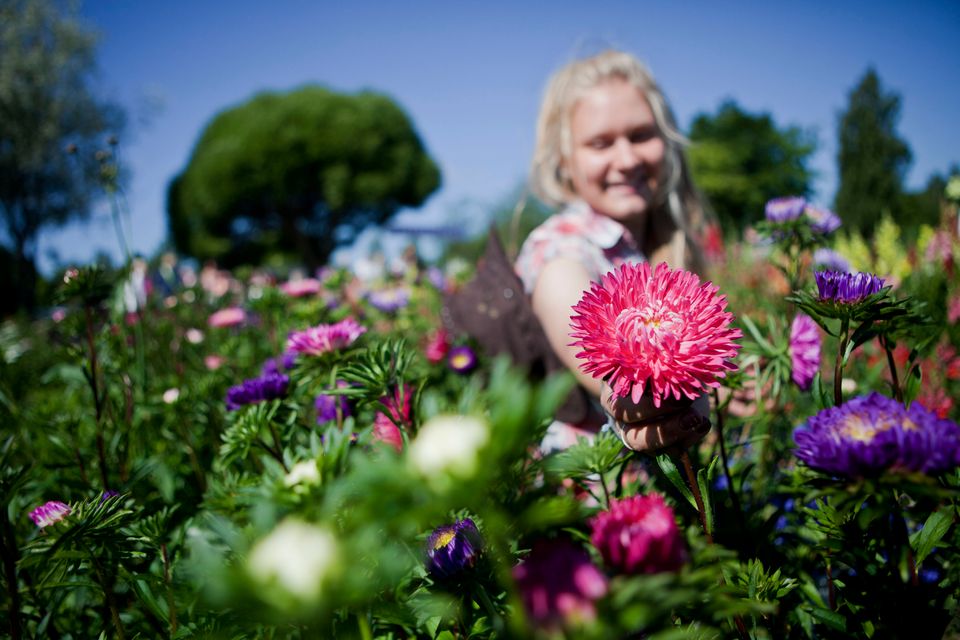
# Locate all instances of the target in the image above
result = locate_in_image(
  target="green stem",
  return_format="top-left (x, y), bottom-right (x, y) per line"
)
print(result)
top-left (834, 317), bottom-right (850, 407)
top-left (86, 545), bottom-right (126, 640)
top-left (880, 335), bottom-right (903, 403)
top-left (679, 450), bottom-right (712, 544)
top-left (356, 612), bottom-right (372, 640)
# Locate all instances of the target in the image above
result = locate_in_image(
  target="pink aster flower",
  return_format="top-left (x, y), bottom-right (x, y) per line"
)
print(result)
top-left (372, 412), bottom-right (404, 452)
top-left (589, 493), bottom-right (686, 575)
top-left (29, 501), bottom-right (71, 528)
top-left (789, 313), bottom-right (821, 391)
top-left (286, 317), bottom-right (366, 356)
top-left (208, 307), bottom-right (246, 328)
top-left (570, 262), bottom-right (742, 407)
top-left (513, 538), bottom-right (608, 629)
top-left (279, 278), bottom-right (322, 297)
top-left (424, 328), bottom-right (451, 364)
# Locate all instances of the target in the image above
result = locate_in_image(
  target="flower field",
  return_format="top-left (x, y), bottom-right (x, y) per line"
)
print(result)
top-left (2, 205), bottom-right (960, 639)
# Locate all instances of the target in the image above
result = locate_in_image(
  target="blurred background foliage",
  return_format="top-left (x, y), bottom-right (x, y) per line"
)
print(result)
top-left (166, 86), bottom-right (442, 270)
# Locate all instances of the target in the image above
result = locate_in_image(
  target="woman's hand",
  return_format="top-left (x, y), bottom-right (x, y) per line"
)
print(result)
top-left (601, 383), bottom-right (711, 452)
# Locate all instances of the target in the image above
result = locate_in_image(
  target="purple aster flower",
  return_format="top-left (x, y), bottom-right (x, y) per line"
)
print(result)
top-left (100, 490), bottom-right (119, 502)
top-left (261, 351), bottom-right (297, 376)
top-left (226, 372), bottom-right (290, 411)
top-left (447, 346), bottom-right (477, 374)
top-left (367, 286), bottom-right (411, 313)
top-left (789, 313), bottom-right (821, 391)
top-left (765, 196), bottom-right (807, 222)
top-left (793, 392), bottom-right (960, 478)
top-left (30, 501), bottom-right (71, 528)
top-left (804, 204), bottom-right (841, 235)
top-left (315, 381), bottom-right (352, 424)
top-left (426, 267), bottom-right (448, 292)
top-left (815, 270), bottom-right (885, 304)
top-left (425, 518), bottom-right (483, 580)
top-left (812, 248), bottom-right (850, 273)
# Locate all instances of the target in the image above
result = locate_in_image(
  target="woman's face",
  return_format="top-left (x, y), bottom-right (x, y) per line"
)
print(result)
top-left (565, 80), bottom-right (665, 231)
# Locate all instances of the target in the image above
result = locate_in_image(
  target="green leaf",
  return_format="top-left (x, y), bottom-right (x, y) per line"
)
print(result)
top-left (807, 606), bottom-right (847, 632)
top-left (655, 454), bottom-right (696, 511)
top-left (697, 456), bottom-right (720, 537)
top-left (910, 507), bottom-right (954, 566)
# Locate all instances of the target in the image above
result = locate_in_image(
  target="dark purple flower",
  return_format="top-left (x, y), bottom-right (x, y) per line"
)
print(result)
top-left (425, 518), bottom-right (483, 579)
top-left (100, 490), bottom-right (119, 502)
top-left (513, 538), bottom-right (608, 628)
top-left (789, 313), bottom-right (821, 391)
top-left (315, 381), bottom-right (351, 424)
top-left (261, 351), bottom-right (297, 376)
top-left (447, 346), bottom-right (477, 374)
top-left (793, 392), bottom-right (960, 478)
top-left (226, 372), bottom-right (290, 411)
top-left (765, 196), bottom-right (806, 222)
top-left (812, 248), bottom-right (850, 273)
top-left (804, 204), bottom-right (841, 234)
top-left (815, 270), bottom-right (885, 304)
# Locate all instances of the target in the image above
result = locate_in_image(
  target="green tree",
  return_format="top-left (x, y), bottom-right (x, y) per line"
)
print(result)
top-left (834, 68), bottom-right (912, 236)
top-left (168, 86), bottom-right (441, 269)
top-left (0, 0), bottom-right (125, 313)
top-left (687, 100), bottom-right (816, 235)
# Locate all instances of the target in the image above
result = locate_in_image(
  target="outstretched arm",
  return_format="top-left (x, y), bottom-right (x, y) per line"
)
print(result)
top-left (531, 258), bottom-right (710, 452)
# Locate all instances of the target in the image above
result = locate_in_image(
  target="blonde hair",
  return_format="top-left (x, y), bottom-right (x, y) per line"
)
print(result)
top-left (529, 50), bottom-right (706, 274)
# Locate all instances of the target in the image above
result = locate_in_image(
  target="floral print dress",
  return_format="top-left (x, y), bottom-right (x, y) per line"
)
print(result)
top-left (514, 201), bottom-right (647, 453)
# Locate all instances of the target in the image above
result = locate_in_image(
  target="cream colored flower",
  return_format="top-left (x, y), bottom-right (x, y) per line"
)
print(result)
top-left (408, 414), bottom-right (489, 479)
top-left (248, 519), bottom-right (339, 603)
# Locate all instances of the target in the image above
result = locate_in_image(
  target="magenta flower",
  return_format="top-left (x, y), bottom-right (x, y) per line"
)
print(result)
top-left (286, 317), bottom-right (366, 356)
top-left (570, 262), bottom-right (741, 407)
top-left (372, 412), bottom-right (404, 452)
top-left (793, 392), bottom-right (960, 478)
top-left (425, 518), bottom-right (483, 580)
top-left (589, 493), bottom-right (686, 575)
top-left (513, 538), bottom-right (608, 629)
top-left (29, 501), bottom-right (71, 528)
top-left (424, 328), bottom-right (451, 364)
top-left (789, 313), bottom-right (821, 391)
top-left (208, 307), bottom-right (246, 328)
top-left (279, 278), bottom-right (321, 297)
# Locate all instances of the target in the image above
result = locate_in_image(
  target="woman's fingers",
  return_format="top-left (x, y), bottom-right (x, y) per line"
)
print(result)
top-left (616, 406), bottom-right (711, 452)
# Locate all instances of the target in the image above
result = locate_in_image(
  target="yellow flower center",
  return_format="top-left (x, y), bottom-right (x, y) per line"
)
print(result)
top-left (433, 530), bottom-right (456, 550)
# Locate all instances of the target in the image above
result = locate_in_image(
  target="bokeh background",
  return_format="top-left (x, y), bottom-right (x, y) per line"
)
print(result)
top-left (6, 0), bottom-right (960, 280)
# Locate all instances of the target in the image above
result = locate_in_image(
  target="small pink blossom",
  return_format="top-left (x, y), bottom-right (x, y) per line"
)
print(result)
top-left (208, 307), bottom-right (246, 328)
top-left (589, 493), bottom-right (686, 575)
top-left (789, 313), bottom-right (821, 391)
top-left (513, 538), bottom-right (608, 629)
top-left (204, 355), bottom-right (225, 370)
top-left (424, 329), bottom-right (451, 364)
top-left (29, 501), bottom-right (71, 528)
top-left (280, 278), bottom-right (322, 297)
top-left (286, 318), bottom-right (366, 356)
top-left (571, 262), bottom-right (741, 407)
top-left (372, 413), bottom-right (404, 453)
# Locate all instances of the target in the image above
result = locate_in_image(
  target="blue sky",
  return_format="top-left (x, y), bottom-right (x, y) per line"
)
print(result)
top-left (37, 0), bottom-right (960, 274)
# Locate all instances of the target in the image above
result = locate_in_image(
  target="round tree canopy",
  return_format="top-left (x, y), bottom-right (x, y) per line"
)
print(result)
top-left (168, 85), bottom-right (441, 267)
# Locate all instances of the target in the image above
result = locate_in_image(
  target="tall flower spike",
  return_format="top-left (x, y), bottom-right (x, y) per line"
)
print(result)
top-left (570, 262), bottom-right (741, 407)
